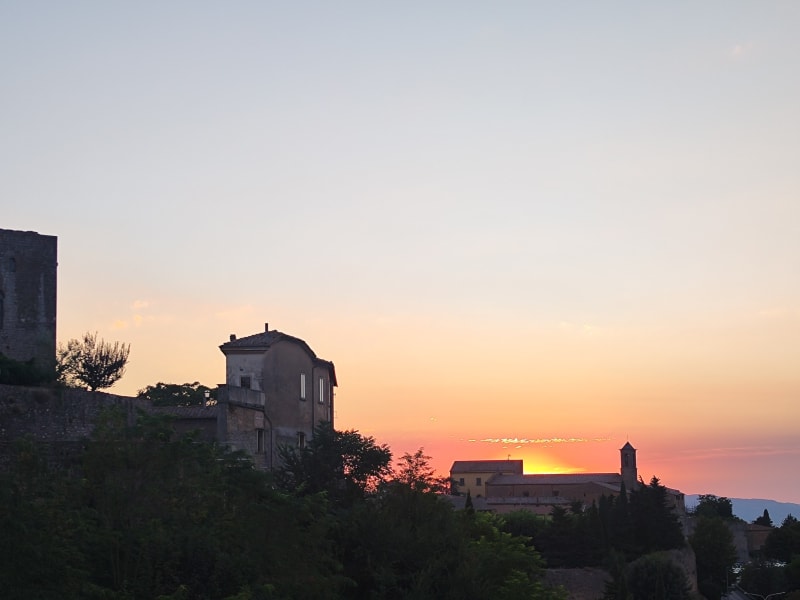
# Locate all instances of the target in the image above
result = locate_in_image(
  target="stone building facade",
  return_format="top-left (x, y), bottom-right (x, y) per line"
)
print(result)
top-left (0, 228), bottom-right (58, 371)
top-left (218, 324), bottom-right (337, 470)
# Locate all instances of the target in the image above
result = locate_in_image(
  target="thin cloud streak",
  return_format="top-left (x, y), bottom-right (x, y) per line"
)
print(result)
top-left (473, 437), bottom-right (612, 445)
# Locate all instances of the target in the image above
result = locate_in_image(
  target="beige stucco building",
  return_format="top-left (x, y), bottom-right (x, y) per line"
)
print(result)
top-left (217, 323), bottom-right (337, 470)
top-left (450, 459), bottom-right (524, 499)
top-left (451, 442), bottom-right (685, 515)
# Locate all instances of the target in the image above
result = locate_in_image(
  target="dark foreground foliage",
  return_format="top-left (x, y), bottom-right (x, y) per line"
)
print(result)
top-left (0, 412), bottom-right (565, 600)
top-left (0, 352), bottom-right (54, 385)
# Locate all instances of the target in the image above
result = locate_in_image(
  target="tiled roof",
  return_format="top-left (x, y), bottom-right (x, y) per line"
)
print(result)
top-left (220, 329), bottom-right (337, 385)
top-left (487, 472), bottom-right (622, 486)
top-left (219, 330), bottom-right (293, 350)
top-left (450, 460), bottom-right (524, 474)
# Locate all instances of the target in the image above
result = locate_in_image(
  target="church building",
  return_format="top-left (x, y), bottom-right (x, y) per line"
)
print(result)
top-left (450, 442), bottom-right (685, 515)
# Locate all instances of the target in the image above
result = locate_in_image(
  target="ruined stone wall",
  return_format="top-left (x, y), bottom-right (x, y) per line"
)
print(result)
top-left (0, 229), bottom-right (58, 370)
top-left (0, 384), bottom-right (280, 473)
top-left (0, 383), bottom-right (150, 471)
top-left (0, 384), bottom-right (149, 442)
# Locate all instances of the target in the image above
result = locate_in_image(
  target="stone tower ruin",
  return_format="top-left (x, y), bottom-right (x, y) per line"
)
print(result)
top-left (0, 228), bottom-right (58, 371)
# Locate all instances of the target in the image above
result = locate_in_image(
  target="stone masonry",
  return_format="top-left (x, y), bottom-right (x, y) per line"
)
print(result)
top-left (0, 228), bottom-right (58, 371)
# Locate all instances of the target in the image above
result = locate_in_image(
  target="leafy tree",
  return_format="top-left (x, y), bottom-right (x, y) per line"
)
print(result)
top-left (0, 411), bottom-right (572, 600)
top-left (754, 508), bottom-right (774, 527)
top-left (690, 515), bottom-right (737, 595)
top-left (606, 483), bottom-right (636, 557)
top-left (535, 504), bottom-right (603, 567)
top-left (787, 556), bottom-right (800, 593)
top-left (464, 489), bottom-right (475, 515)
top-left (335, 483), bottom-right (564, 599)
top-left (629, 476), bottom-right (685, 554)
top-left (457, 512), bottom-right (565, 600)
top-left (0, 439), bottom-right (87, 599)
top-left (602, 550), bottom-right (630, 600)
top-left (57, 331), bottom-right (130, 391)
top-left (137, 381), bottom-right (216, 406)
top-left (391, 447), bottom-right (451, 493)
top-left (501, 509), bottom-right (549, 543)
top-left (740, 561), bottom-right (789, 597)
top-left (77, 408), bottom-right (344, 599)
top-left (626, 552), bottom-right (692, 600)
top-left (764, 513), bottom-right (800, 563)
top-left (275, 421), bottom-right (392, 507)
top-left (693, 494), bottom-right (735, 520)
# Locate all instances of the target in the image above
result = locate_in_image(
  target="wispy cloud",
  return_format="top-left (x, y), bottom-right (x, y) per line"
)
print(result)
top-left (131, 299), bottom-right (151, 310)
top-left (472, 437), bottom-right (611, 445)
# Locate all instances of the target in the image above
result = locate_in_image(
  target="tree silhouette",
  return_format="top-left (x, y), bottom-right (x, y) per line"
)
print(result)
top-left (754, 508), bottom-right (773, 527)
top-left (57, 331), bottom-right (130, 391)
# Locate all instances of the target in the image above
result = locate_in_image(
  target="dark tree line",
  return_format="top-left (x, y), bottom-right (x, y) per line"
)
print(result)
top-left (0, 413), bottom-right (565, 600)
top-left (500, 478), bottom-right (693, 599)
top-left (501, 478), bottom-right (685, 568)
top-left (739, 514), bottom-right (800, 598)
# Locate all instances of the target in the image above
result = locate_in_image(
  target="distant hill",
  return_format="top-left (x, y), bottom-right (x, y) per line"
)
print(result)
top-left (686, 495), bottom-right (800, 525)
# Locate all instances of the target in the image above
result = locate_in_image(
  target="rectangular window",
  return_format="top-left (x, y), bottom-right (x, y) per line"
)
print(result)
top-left (297, 431), bottom-right (306, 448)
top-left (240, 376), bottom-right (251, 389)
top-left (476, 477), bottom-right (482, 486)
top-left (319, 377), bottom-right (325, 403)
top-left (300, 373), bottom-right (306, 400)
top-left (256, 428), bottom-right (264, 453)
top-left (459, 477), bottom-right (465, 486)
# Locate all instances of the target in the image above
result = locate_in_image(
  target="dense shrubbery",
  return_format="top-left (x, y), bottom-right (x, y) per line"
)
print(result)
top-left (9, 406), bottom-right (759, 599)
top-left (499, 478), bottom-right (685, 568)
top-left (497, 478), bottom-right (691, 599)
top-left (0, 352), bottom-right (53, 385)
top-left (0, 413), bottom-right (566, 599)
top-left (740, 514), bottom-right (800, 597)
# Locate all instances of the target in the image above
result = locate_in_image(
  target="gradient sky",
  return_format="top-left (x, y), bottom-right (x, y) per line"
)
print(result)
top-left (3, 2), bottom-right (799, 503)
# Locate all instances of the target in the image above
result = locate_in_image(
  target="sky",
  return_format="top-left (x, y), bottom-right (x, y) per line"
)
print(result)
top-left (2, 2), bottom-right (799, 503)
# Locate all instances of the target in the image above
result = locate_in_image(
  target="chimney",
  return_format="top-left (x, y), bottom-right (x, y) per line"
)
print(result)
top-left (229, 334), bottom-right (236, 341)
top-left (265, 322), bottom-right (269, 332)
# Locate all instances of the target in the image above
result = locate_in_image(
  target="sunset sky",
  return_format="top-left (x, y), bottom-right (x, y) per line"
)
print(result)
top-left (3, 2), bottom-right (799, 503)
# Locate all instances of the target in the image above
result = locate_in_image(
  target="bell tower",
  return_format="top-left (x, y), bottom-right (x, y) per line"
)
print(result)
top-left (620, 441), bottom-right (638, 490)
